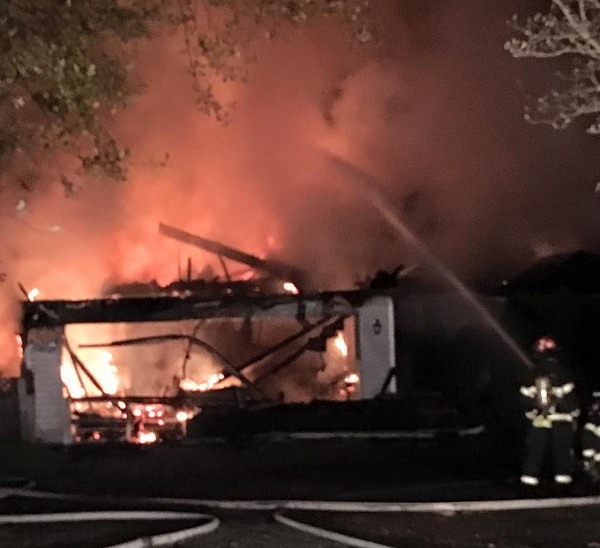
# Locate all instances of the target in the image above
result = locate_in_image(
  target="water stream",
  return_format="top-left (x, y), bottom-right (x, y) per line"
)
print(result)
top-left (330, 156), bottom-right (534, 370)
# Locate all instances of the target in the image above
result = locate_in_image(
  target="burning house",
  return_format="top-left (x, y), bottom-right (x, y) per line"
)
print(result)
top-left (10, 224), bottom-right (397, 445)
top-left (6, 210), bottom-right (598, 448)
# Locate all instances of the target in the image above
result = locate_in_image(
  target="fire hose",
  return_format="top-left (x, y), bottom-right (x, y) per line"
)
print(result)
top-left (0, 511), bottom-right (220, 548)
top-left (0, 477), bottom-right (219, 548)
top-left (3, 480), bottom-right (600, 548)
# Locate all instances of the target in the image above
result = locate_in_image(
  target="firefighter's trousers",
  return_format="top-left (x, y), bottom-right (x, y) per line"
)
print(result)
top-left (522, 420), bottom-right (573, 481)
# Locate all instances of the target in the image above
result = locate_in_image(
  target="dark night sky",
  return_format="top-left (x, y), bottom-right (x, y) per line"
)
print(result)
top-left (352, 0), bottom-right (600, 288)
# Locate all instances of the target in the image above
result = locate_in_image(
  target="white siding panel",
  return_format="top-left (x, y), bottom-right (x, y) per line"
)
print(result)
top-left (26, 343), bottom-right (71, 444)
top-left (356, 296), bottom-right (396, 399)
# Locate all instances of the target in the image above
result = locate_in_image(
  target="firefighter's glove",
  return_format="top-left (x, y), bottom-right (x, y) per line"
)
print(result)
top-left (525, 410), bottom-right (538, 420)
top-left (532, 415), bottom-right (552, 428)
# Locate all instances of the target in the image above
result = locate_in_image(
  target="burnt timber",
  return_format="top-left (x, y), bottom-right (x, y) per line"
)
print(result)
top-left (21, 290), bottom-right (376, 329)
top-left (159, 222), bottom-right (309, 290)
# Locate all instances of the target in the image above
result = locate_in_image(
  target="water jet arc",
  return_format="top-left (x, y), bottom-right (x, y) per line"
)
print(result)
top-left (329, 155), bottom-right (534, 370)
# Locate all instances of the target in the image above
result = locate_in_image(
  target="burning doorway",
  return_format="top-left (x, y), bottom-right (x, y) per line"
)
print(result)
top-left (18, 291), bottom-right (395, 444)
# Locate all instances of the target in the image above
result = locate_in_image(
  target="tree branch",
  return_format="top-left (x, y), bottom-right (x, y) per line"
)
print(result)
top-left (553, 0), bottom-right (600, 56)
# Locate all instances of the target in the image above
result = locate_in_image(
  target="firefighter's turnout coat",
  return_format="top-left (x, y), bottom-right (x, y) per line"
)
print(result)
top-left (519, 356), bottom-right (580, 486)
top-left (582, 393), bottom-right (600, 476)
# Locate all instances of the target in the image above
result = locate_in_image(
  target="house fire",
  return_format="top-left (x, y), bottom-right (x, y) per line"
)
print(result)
top-left (16, 279), bottom-right (396, 445)
top-left (8, 235), bottom-right (600, 447)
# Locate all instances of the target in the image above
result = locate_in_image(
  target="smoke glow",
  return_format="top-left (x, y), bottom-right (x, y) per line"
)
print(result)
top-left (1, 1), bottom-right (600, 381)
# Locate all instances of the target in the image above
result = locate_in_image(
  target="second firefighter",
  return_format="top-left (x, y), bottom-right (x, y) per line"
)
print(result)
top-left (582, 391), bottom-right (600, 483)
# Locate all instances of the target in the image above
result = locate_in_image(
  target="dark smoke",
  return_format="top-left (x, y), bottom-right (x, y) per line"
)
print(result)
top-left (1, 1), bottom-right (600, 376)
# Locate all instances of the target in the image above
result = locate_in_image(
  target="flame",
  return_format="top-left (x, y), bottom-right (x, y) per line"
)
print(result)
top-left (283, 281), bottom-right (299, 295)
top-left (27, 288), bottom-right (40, 301)
top-left (334, 332), bottom-right (348, 357)
top-left (60, 362), bottom-right (86, 398)
top-left (15, 335), bottom-right (23, 360)
top-left (175, 410), bottom-right (189, 422)
top-left (240, 269), bottom-right (256, 281)
top-left (98, 352), bottom-right (120, 395)
top-left (138, 431), bottom-right (157, 444)
top-left (179, 372), bottom-right (224, 392)
top-left (61, 349), bottom-right (120, 397)
top-left (344, 372), bottom-right (360, 385)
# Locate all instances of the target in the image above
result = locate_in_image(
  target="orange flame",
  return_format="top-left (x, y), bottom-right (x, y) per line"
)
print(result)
top-left (334, 332), bottom-right (348, 357)
top-left (176, 410), bottom-right (189, 422)
top-left (15, 335), bottom-right (23, 360)
top-left (61, 350), bottom-right (120, 397)
top-left (283, 281), bottom-right (299, 295)
top-left (138, 431), bottom-right (158, 444)
top-left (344, 372), bottom-right (360, 385)
top-left (27, 288), bottom-right (40, 301)
top-left (179, 372), bottom-right (225, 392)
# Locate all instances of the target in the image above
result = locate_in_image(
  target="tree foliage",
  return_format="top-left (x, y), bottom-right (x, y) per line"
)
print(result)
top-left (506, 0), bottom-right (600, 134)
top-left (0, 0), bottom-right (371, 185)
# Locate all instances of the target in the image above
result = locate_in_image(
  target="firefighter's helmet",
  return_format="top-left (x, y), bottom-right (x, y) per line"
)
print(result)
top-left (532, 335), bottom-right (558, 356)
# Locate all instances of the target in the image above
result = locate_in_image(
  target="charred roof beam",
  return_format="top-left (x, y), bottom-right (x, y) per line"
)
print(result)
top-left (21, 292), bottom-right (359, 329)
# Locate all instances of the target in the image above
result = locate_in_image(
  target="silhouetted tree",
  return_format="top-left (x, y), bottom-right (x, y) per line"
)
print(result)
top-left (0, 0), bottom-right (371, 184)
top-left (506, 0), bottom-right (600, 134)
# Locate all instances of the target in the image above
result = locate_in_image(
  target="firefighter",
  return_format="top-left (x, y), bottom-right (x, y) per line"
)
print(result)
top-left (582, 391), bottom-right (600, 483)
top-left (519, 335), bottom-right (580, 487)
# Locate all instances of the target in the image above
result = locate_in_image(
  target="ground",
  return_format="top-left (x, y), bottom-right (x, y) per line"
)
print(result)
top-left (0, 427), bottom-right (599, 547)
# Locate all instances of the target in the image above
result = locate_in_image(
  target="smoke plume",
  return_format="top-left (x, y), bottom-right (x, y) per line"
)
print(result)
top-left (2, 0), bottom-right (600, 378)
